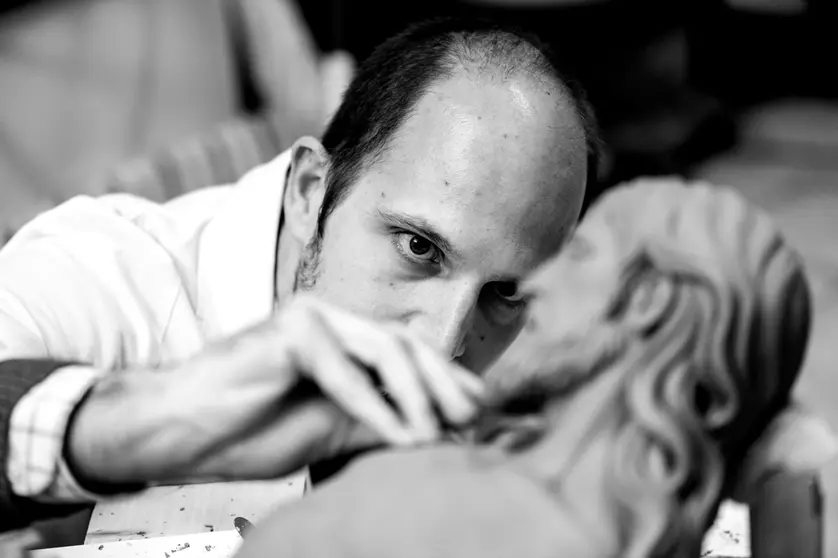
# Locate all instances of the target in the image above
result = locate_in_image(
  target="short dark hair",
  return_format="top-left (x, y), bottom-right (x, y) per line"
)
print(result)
top-left (317, 16), bottom-right (601, 238)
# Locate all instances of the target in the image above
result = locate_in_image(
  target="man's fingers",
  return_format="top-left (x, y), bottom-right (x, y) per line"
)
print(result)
top-left (449, 365), bottom-right (488, 402)
top-left (295, 297), bottom-right (481, 443)
top-left (310, 353), bottom-right (413, 447)
top-left (370, 337), bottom-right (440, 442)
top-left (307, 302), bottom-right (441, 441)
top-left (298, 309), bottom-right (414, 446)
top-left (408, 338), bottom-right (484, 427)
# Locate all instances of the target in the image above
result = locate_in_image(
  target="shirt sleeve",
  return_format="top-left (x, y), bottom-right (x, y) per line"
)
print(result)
top-left (0, 195), bottom-right (187, 511)
top-left (6, 364), bottom-right (108, 503)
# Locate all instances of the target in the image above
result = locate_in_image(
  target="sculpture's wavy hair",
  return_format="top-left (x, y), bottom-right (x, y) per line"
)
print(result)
top-left (592, 180), bottom-right (811, 558)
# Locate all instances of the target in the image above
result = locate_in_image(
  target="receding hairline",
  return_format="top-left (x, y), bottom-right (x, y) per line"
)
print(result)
top-left (441, 29), bottom-right (564, 82)
top-left (316, 20), bottom-right (599, 237)
top-left (382, 29), bottom-right (579, 153)
top-left (369, 64), bottom-right (586, 181)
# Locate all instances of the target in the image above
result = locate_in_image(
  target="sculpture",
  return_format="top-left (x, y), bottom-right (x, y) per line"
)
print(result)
top-left (236, 178), bottom-right (836, 558)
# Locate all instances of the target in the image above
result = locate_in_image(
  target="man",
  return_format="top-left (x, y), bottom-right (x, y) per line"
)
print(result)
top-left (0, 17), bottom-right (598, 529)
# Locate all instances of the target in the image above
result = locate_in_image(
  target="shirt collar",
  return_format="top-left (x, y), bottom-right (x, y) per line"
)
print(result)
top-left (196, 149), bottom-right (292, 340)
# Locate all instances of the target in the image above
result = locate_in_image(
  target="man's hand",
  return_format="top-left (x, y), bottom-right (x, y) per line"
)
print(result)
top-left (65, 295), bottom-right (485, 488)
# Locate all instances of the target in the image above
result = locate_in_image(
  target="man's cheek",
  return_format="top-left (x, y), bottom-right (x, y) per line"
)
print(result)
top-left (324, 262), bottom-right (407, 318)
top-left (467, 321), bottom-right (521, 374)
top-left (366, 280), bottom-right (419, 322)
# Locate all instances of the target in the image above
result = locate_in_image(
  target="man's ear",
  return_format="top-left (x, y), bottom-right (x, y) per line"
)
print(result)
top-left (284, 136), bottom-right (329, 243)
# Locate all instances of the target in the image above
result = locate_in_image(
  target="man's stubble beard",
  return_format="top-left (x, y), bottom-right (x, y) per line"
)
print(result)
top-left (293, 234), bottom-right (324, 293)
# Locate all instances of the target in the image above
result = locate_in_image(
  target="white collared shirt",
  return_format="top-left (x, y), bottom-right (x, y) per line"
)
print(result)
top-left (2, 149), bottom-right (291, 502)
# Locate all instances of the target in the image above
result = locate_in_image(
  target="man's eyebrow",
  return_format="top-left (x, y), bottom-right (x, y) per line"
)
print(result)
top-left (375, 208), bottom-right (463, 260)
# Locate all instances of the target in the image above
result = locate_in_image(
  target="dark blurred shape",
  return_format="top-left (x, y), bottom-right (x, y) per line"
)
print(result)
top-left (689, 0), bottom-right (838, 107)
top-left (0, 0), bottom-right (55, 17)
top-left (299, 0), bottom-right (833, 205)
top-left (309, 450), bottom-right (366, 487)
top-left (749, 471), bottom-right (823, 558)
top-left (297, 0), bottom-right (737, 202)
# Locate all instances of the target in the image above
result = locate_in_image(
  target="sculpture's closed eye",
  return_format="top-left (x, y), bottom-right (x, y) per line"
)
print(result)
top-left (565, 234), bottom-right (594, 261)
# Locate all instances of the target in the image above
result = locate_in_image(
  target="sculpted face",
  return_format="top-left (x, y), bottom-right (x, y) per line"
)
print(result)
top-left (285, 70), bottom-right (588, 372)
top-left (477, 180), bottom-right (822, 558)
top-left (481, 193), bottom-right (626, 396)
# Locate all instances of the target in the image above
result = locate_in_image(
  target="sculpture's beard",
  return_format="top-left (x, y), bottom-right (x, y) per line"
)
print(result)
top-left (483, 321), bottom-right (629, 412)
top-left (294, 235), bottom-right (323, 292)
top-left (474, 322), bottom-right (629, 449)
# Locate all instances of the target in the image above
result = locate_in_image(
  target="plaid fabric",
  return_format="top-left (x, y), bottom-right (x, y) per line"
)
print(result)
top-left (7, 365), bottom-right (104, 504)
top-left (0, 361), bottom-right (93, 530)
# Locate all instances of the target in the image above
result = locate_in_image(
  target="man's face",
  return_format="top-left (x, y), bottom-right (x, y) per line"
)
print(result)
top-left (292, 72), bottom-right (587, 372)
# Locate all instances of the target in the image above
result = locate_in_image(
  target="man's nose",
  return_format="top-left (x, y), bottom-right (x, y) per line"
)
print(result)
top-left (406, 283), bottom-right (481, 360)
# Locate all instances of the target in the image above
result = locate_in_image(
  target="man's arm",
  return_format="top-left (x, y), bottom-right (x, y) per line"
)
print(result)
top-left (0, 195), bottom-right (189, 528)
top-left (0, 360), bottom-right (95, 530)
top-left (0, 196), bottom-right (485, 529)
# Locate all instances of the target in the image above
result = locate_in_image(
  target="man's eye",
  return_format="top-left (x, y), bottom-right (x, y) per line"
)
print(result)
top-left (395, 233), bottom-right (441, 264)
top-left (493, 281), bottom-right (525, 303)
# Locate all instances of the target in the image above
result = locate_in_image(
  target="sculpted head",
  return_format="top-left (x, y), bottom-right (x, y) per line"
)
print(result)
top-left (481, 178), bottom-right (831, 556)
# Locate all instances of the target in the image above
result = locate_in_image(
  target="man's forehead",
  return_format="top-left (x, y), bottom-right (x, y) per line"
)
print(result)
top-left (363, 155), bottom-right (578, 265)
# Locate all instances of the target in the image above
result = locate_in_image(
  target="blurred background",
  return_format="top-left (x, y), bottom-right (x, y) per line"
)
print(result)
top-left (0, 0), bottom-right (836, 555)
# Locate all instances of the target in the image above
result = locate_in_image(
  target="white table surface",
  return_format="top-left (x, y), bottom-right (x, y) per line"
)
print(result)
top-left (32, 530), bottom-right (242, 558)
top-left (33, 500), bottom-right (750, 558)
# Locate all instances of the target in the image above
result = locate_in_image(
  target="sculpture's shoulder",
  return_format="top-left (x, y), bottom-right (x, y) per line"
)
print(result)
top-left (238, 446), bottom-right (608, 558)
top-left (347, 447), bottom-right (612, 558)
